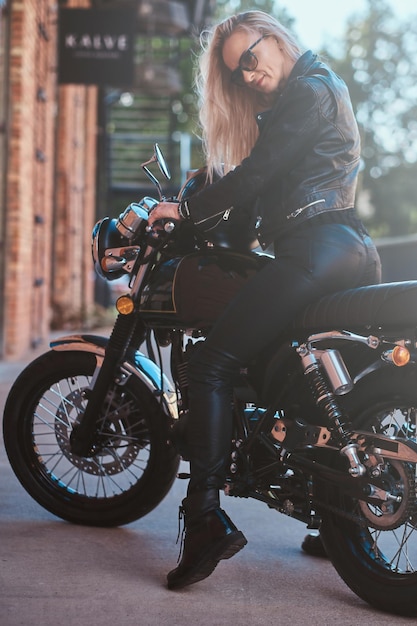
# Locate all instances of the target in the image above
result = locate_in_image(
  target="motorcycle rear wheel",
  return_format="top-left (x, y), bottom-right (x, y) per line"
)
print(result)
top-left (3, 349), bottom-right (180, 527)
top-left (319, 366), bottom-right (417, 616)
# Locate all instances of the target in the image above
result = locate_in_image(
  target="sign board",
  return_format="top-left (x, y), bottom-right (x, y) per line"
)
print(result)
top-left (58, 8), bottom-right (135, 86)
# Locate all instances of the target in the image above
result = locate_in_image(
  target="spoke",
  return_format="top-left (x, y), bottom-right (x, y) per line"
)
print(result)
top-left (35, 381), bottom-right (88, 431)
top-left (31, 431), bottom-right (59, 439)
top-left (125, 454), bottom-right (149, 476)
top-left (369, 528), bottom-right (383, 560)
top-left (99, 468), bottom-right (124, 495)
top-left (127, 455), bottom-right (147, 477)
top-left (54, 382), bottom-right (76, 425)
top-left (72, 467), bottom-right (88, 496)
top-left (52, 462), bottom-right (80, 486)
top-left (29, 373), bottom-right (155, 500)
top-left (45, 450), bottom-right (67, 475)
top-left (388, 522), bottom-right (416, 572)
top-left (34, 405), bottom-right (65, 430)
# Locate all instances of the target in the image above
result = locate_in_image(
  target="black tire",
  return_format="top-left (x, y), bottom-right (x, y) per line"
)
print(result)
top-left (3, 349), bottom-right (180, 527)
top-left (319, 365), bottom-right (417, 616)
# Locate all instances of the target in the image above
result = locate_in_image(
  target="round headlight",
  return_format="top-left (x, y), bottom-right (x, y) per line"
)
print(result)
top-left (92, 217), bottom-right (130, 281)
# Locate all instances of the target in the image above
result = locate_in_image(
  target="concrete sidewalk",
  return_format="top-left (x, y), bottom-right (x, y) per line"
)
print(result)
top-left (0, 334), bottom-right (413, 626)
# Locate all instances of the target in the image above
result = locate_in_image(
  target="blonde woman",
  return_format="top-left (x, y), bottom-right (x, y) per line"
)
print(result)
top-left (148, 10), bottom-right (381, 590)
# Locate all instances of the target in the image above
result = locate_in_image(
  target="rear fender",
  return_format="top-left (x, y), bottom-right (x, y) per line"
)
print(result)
top-left (50, 334), bottom-right (178, 421)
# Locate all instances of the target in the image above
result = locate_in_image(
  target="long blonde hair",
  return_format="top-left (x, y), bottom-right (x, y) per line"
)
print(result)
top-left (196, 11), bottom-right (302, 179)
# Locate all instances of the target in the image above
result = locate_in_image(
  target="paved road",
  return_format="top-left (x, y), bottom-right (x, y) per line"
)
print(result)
top-left (0, 340), bottom-right (414, 626)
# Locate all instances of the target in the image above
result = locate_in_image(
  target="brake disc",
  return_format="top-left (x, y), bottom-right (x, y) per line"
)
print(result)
top-left (54, 388), bottom-right (143, 476)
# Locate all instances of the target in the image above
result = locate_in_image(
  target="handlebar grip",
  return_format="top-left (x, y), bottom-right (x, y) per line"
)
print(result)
top-left (164, 221), bottom-right (176, 233)
top-left (145, 218), bottom-right (178, 235)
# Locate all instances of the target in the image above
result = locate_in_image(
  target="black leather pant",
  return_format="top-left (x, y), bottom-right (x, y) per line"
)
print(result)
top-left (186, 222), bottom-right (381, 493)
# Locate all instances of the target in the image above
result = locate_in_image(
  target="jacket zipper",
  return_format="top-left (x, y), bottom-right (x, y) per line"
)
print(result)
top-left (194, 207), bottom-right (233, 227)
top-left (286, 198), bottom-right (325, 220)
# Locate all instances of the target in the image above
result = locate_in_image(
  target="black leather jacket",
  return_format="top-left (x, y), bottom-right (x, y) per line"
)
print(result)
top-left (186, 51), bottom-right (361, 249)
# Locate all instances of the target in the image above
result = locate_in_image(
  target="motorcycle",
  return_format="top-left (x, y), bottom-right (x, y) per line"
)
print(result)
top-left (4, 144), bottom-right (417, 616)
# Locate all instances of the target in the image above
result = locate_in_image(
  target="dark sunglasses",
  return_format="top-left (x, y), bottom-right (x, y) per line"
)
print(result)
top-left (230, 34), bottom-right (269, 86)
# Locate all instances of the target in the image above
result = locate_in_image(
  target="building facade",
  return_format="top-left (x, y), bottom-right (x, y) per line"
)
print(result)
top-left (0, 0), bottom-right (215, 360)
top-left (0, 0), bottom-right (97, 360)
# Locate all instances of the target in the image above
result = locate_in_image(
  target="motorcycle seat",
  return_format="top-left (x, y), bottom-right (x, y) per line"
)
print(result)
top-left (295, 281), bottom-right (417, 330)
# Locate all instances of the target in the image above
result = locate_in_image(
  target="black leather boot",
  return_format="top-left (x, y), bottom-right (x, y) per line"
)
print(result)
top-left (167, 490), bottom-right (247, 590)
top-left (301, 533), bottom-right (327, 557)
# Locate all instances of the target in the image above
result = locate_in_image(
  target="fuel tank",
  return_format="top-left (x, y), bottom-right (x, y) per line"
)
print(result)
top-left (139, 250), bottom-right (268, 329)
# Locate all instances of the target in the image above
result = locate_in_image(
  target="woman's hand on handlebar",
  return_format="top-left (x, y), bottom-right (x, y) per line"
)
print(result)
top-left (147, 201), bottom-right (181, 229)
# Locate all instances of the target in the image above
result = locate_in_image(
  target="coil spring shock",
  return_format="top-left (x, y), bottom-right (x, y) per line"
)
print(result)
top-left (298, 345), bottom-right (366, 477)
top-left (305, 361), bottom-right (352, 447)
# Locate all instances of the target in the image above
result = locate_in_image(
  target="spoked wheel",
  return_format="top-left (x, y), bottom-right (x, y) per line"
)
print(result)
top-left (319, 367), bottom-right (417, 616)
top-left (3, 349), bottom-right (180, 526)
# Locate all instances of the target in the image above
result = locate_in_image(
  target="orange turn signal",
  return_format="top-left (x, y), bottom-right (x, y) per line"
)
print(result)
top-left (384, 345), bottom-right (411, 367)
top-left (116, 295), bottom-right (135, 315)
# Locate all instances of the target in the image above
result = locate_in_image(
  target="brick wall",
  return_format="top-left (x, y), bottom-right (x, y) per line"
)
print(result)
top-left (1, 0), bottom-right (97, 359)
top-left (53, 83), bottom-right (98, 329)
top-left (0, 5), bottom-right (8, 355)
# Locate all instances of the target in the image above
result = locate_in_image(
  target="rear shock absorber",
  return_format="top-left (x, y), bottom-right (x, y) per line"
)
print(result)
top-left (297, 343), bottom-right (366, 477)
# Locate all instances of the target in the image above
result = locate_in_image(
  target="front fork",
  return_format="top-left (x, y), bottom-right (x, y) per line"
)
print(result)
top-left (70, 311), bottom-right (140, 457)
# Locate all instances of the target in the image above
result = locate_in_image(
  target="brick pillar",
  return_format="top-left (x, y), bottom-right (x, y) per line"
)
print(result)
top-left (52, 83), bottom-right (97, 328)
top-left (4, 0), bottom-right (42, 358)
top-left (2, 0), bottom-right (98, 359)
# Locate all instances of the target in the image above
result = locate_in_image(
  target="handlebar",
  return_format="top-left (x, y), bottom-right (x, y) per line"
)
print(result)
top-left (145, 218), bottom-right (179, 236)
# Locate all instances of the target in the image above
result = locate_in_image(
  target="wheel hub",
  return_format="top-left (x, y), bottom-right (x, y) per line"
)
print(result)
top-left (359, 459), bottom-right (417, 530)
top-left (54, 388), bottom-right (144, 475)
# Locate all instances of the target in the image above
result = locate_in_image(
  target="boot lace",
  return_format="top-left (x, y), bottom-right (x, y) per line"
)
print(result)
top-left (175, 505), bottom-right (186, 563)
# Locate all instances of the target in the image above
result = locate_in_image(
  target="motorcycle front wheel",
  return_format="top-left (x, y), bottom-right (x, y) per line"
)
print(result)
top-left (3, 349), bottom-right (180, 527)
top-left (319, 366), bottom-right (417, 616)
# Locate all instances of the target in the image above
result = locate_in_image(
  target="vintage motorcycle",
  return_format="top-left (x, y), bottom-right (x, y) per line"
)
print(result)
top-left (4, 145), bottom-right (417, 616)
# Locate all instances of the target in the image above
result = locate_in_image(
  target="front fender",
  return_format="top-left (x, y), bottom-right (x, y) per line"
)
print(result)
top-left (50, 334), bottom-right (178, 420)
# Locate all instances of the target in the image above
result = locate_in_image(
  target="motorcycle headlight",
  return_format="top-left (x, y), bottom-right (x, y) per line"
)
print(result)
top-left (92, 217), bottom-right (131, 281)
